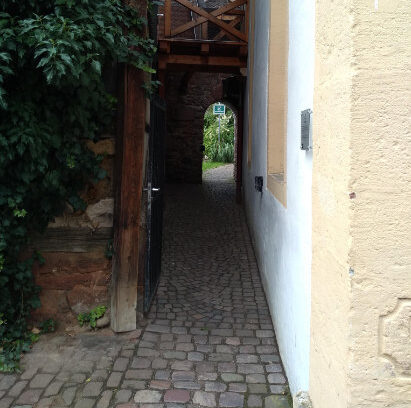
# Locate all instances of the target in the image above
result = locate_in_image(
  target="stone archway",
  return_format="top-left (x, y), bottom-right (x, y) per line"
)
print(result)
top-left (164, 71), bottom-right (232, 184)
top-left (164, 71), bottom-right (243, 198)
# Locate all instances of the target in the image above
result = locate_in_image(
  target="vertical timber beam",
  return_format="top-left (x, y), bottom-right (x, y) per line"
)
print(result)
top-left (164, 0), bottom-right (171, 37)
top-left (111, 64), bottom-right (146, 332)
top-left (201, 21), bottom-right (208, 40)
top-left (110, 0), bottom-right (148, 332)
top-left (244, 0), bottom-right (249, 42)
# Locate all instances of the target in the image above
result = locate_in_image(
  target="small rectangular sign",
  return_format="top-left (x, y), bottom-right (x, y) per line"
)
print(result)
top-left (301, 109), bottom-right (313, 151)
top-left (213, 104), bottom-right (225, 115)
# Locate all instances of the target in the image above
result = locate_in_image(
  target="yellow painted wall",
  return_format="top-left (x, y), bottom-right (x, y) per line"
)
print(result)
top-left (348, 0), bottom-right (411, 406)
top-left (266, 0), bottom-right (288, 206)
top-left (310, 0), bottom-right (353, 405)
top-left (311, 0), bottom-right (411, 407)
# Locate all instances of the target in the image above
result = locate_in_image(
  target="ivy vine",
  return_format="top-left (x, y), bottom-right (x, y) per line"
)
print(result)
top-left (0, 0), bottom-right (156, 371)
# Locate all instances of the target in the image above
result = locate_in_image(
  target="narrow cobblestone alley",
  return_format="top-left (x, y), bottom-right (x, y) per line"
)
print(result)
top-left (0, 165), bottom-right (290, 408)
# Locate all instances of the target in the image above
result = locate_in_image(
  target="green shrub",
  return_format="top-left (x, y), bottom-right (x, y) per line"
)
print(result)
top-left (203, 104), bottom-right (235, 163)
top-left (0, 0), bottom-right (155, 371)
top-left (39, 318), bottom-right (56, 334)
top-left (207, 143), bottom-right (234, 163)
top-left (78, 306), bottom-right (107, 329)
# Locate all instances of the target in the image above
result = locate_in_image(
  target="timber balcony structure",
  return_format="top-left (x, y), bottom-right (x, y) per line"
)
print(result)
top-left (157, 0), bottom-right (249, 78)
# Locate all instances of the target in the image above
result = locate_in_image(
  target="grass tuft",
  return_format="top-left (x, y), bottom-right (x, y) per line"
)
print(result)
top-left (202, 161), bottom-right (226, 172)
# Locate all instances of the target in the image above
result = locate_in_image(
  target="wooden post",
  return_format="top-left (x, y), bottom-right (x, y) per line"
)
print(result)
top-left (244, 0), bottom-right (249, 42)
top-left (201, 43), bottom-right (210, 55)
top-left (201, 21), bottom-right (208, 40)
top-left (164, 0), bottom-right (171, 37)
top-left (111, 64), bottom-right (146, 332)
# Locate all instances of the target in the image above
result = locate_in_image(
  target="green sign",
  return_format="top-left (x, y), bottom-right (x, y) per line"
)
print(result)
top-left (213, 104), bottom-right (225, 115)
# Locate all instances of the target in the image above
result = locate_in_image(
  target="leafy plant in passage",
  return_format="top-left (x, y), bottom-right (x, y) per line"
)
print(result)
top-left (203, 104), bottom-right (235, 163)
top-left (283, 385), bottom-right (293, 406)
top-left (0, 0), bottom-right (155, 371)
top-left (77, 305), bottom-right (107, 329)
top-left (39, 318), bottom-right (56, 334)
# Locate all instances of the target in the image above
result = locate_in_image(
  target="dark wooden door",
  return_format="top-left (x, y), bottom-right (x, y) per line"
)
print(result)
top-left (144, 95), bottom-right (166, 313)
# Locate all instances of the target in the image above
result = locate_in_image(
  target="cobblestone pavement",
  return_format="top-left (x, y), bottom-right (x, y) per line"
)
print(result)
top-left (0, 164), bottom-right (290, 408)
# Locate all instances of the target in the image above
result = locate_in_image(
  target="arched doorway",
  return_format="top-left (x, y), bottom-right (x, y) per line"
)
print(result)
top-left (202, 103), bottom-right (236, 177)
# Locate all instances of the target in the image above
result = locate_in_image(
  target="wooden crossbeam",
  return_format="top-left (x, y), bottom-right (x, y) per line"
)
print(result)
top-left (159, 38), bottom-right (246, 46)
top-left (227, 10), bottom-right (245, 16)
top-left (170, 0), bottom-right (247, 42)
top-left (213, 16), bottom-right (242, 41)
top-left (159, 54), bottom-right (247, 69)
top-left (173, 0), bottom-right (246, 41)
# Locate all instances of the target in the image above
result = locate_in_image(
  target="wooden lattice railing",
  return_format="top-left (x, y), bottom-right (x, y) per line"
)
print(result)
top-left (161, 0), bottom-right (248, 43)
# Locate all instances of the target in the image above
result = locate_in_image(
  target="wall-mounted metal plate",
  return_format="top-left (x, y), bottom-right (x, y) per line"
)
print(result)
top-left (255, 176), bottom-right (263, 192)
top-left (301, 109), bottom-right (313, 151)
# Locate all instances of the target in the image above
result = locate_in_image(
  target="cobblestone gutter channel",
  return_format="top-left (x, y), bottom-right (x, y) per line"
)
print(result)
top-left (0, 165), bottom-right (290, 408)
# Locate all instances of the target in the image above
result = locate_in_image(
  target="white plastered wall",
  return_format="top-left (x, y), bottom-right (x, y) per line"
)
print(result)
top-left (243, 0), bottom-right (315, 394)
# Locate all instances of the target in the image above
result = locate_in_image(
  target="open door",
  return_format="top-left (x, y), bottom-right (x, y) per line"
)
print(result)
top-left (144, 95), bottom-right (166, 313)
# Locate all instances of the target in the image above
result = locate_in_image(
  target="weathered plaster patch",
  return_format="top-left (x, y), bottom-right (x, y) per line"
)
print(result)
top-left (372, 0), bottom-right (402, 12)
top-left (379, 299), bottom-right (411, 379)
top-left (86, 198), bottom-right (114, 228)
top-left (294, 391), bottom-right (313, 408)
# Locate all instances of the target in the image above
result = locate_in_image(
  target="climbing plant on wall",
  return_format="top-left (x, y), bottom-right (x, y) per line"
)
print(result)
top-left (0, 0), bottom-right (156, 371)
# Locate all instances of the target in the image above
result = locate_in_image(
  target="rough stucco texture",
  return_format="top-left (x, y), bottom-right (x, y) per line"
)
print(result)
top-left (310, 0), bottom-right (353, 405)
top-left (348, 1), bottom-right (411, 407)
top-left (311, 0), bottom-right (411, 407)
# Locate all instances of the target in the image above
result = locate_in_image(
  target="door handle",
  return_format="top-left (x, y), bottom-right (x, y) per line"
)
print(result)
top-left (152, 187), bottom-right (160, 192)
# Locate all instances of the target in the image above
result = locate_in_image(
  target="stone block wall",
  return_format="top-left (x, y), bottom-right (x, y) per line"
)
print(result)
top-left (31, 137), bottom-right (115, 324)
top-left (32, 252), bottom-right (111, 324)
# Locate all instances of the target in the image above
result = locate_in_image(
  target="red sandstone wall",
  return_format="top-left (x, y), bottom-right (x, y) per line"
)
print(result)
top-left (32, 252), bottom-right (111, 324)
top-left (31, 137), bottom-right (115, 324)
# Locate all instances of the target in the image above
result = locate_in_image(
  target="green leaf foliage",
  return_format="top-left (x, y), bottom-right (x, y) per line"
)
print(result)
top-left (0, 0), bottom-right (155, 371)
top-left (39, 318), bottom-right (56, 334)
top-left (77, 305), bottom-right (107, 329)
top-left (203, 104), bottom-right (235, 163)
top-left (202, 161), bottom-right (225, 172)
